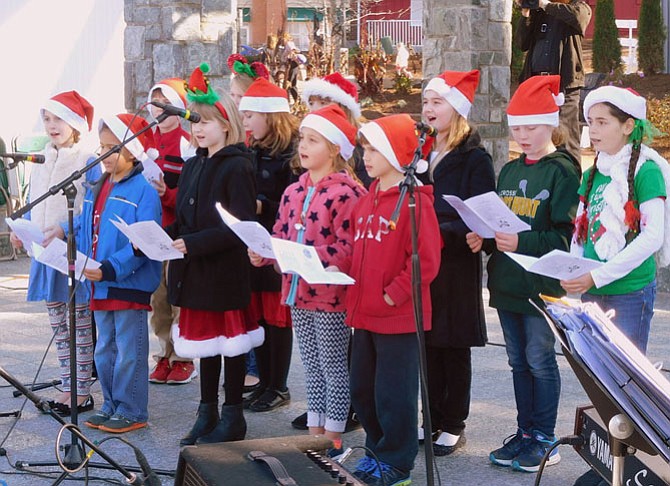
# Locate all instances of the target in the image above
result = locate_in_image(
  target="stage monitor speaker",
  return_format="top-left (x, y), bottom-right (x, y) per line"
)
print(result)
top-left (174, 434), bottom-right (365, 485)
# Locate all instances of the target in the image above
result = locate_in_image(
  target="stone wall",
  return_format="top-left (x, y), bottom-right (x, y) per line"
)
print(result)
top-left (124, 0), bottom-right (237, 112)
top-left (423, 0), bottom-right (512, 171)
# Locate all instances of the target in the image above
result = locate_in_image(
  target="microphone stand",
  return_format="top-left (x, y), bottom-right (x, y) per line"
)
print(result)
top-left (7, 111), bottom-right (175, 485)
top-left (388, 129), bottom-right (436, 486)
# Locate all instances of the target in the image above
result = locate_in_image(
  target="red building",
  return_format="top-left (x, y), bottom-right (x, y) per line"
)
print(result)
top-left (583, 0), bottom-right (642, 38)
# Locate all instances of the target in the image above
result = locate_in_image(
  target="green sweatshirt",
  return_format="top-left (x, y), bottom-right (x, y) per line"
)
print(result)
top-left (487, 151), bottom-right (581, 316)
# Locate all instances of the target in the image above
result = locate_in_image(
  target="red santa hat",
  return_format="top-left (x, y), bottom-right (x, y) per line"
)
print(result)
top-left (300, 105), bottom-right (357, 160)
top-left (424, 70), bottom-right (480, 119)
top-left (147, 77), bottom-right (188, 110)
top-left (583, 85), bottom-right (646, 122)
top-left (42, 90), bottom-right (94, 133)
top-left (507, 75), bottom-right (564, 127)
top-left (239, 77), bottom-right (290, 113)
top-left (301, 73), bottom-right (361, 119)
top-left (99, 113), bottom-right (158, 163)
top-left (359, 114), bottom-right (428, 174)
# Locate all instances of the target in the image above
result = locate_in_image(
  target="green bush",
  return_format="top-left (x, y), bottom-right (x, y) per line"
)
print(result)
top-left (592, 0), bottom-right (622, 74)
top-left (638, 0), bottom-right (667, 75)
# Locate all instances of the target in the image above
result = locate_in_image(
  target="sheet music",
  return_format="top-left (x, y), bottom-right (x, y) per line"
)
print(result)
top-left (443, 191), bottom-right (531, 238)
top-left (32, 239), bottom-right (100, 280)
top-left (216, 203), bottom-right (275, 259)
top-left (110, 215), bottom-right (183, 261)
top-left (5, 217), bottom-right (44, 256)
top-left (505, 249), bottom-right (603, 280)
top-left (271, 238), bottom-right (355, 285)
top-left (216, 203), bottom-right (354, 285)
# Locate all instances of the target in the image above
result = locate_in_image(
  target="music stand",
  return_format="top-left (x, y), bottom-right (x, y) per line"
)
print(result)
top-left (536, 298), bottom-right (670, 486)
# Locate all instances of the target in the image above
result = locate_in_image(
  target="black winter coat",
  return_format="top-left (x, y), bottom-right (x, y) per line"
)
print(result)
top-left (251, 142), bottom-right (296, 292)
top-left (166, 143), bottom-right (256, 311)
top-left (421, 129), bottom-right (496, 348)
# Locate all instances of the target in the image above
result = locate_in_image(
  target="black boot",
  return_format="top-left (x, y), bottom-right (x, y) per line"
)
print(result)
top-left (180, 402), bottom-right (219, 446)
top-left (196, 403), bottom-right (247, 444)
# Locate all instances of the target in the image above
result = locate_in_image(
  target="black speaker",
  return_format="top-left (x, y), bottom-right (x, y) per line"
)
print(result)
top-left (174, 434), bottom-right (363, 485)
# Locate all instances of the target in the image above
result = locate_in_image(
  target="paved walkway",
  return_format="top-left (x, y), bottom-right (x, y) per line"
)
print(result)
top-left (1, 255), bottom-right (669, 485)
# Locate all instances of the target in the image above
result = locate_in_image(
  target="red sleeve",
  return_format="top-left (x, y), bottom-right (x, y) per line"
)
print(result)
top-left (161, 185), bottom-right (178, 211)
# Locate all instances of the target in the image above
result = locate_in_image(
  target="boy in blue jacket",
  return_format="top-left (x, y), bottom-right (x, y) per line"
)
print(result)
top-left (75, 114), bottom-right (161, 433)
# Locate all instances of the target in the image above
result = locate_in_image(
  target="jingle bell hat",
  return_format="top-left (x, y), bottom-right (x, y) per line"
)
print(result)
top-left (185, 63), bottom-right (229, 120)
top-left (238, 77), bottom-right (290, 113)
top-left (301, 72), bottom-right (361, 119)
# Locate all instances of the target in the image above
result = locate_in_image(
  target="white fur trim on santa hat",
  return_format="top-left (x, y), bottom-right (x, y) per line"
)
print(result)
top-left (148, 83), bottom-right (186, 110)
top-left (424, 77), bottom-right (473, 119)
top-left (507, 111), bottom-right (560, 127)
top-left (239, 95), bottom-right (289, 113)
top-left (359, 122), bottom-right (402, 173)
top-left (301, 113), bottom-right (355, 160)
top-left (42, 99), bottom-right (89, 134)
top-left (583, 85), bottom-right (646, 122)
top-left (301, 78), bottom-right (361, 119)
top-left (99, 116), bottom-right (147, 161)
top-left (171, 324), bottom-right (265, 359)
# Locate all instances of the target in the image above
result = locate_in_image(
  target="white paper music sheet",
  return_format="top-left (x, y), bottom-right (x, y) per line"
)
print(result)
top-left (32, 239), bottom-right (100, 280)
top-left (443, 191), bottom-right (531, 238)
top-left (5, 217), bottom-right (44, 256)
top-left (110, 215), bottom-right (183, 261)
top-left (505, 249), bottom-right (603, 280)
top-left (216, 203), bottom-right (355, 285)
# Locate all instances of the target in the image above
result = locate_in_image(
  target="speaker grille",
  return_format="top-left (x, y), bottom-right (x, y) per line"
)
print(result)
top-left (181, 463), bottom-right (207, 486)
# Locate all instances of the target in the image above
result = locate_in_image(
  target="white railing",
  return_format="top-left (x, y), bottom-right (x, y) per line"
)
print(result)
top-left (616, 19), bottom-right (638, 73)
top-left (366, 20), bottom-right (423, 49)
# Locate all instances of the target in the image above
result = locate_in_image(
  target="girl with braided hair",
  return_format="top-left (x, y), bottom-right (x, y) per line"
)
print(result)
top-left (561, 86), bottom-right (669, 354)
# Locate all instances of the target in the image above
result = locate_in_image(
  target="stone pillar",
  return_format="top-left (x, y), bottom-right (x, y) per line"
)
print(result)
top-left (124, 0), bottom-right (238, 112)
top-left (423, 0), bottom-right (512, 171)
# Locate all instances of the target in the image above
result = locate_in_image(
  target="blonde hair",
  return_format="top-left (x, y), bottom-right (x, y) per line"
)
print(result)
top-left (440, 111), bottom-right (471, 151)
top-left (231, 74), bottom-right (255, 94)
top-left (251, 112), bottom-right (299, 157)
top-left (189, 92), bottom-right (245, 147)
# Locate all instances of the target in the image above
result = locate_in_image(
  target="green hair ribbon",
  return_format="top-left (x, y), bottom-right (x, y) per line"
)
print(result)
top-left (233, 60), bottom-right (256, 78)
top-left (629, 118), bottom-right (664, 147)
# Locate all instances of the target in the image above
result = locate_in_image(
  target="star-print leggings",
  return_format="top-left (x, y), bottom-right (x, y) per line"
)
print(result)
top-left (46, 302), bottom-right (94, 397)
top-left (291, 307), bottom-right (350, 433)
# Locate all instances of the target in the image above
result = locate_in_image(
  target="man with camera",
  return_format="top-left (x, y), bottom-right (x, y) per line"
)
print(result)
top-left (516, 0), bottom-right (592, 163)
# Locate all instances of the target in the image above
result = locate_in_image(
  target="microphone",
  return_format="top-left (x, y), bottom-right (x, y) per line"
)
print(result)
top-left (415, 122), bottom-right (437, 137)
top-left (150, 101), bottom-right (201, 122)
top-left (0, 153), bottom-right (45, 163)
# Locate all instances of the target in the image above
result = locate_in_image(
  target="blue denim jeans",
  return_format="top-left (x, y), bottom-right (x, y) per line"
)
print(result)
top-left (582, 280), bottom-right (656, 354)
top-left (93, 309), bottom-right (149, 422)
top-left (497, 309), bottom-right (561, 437)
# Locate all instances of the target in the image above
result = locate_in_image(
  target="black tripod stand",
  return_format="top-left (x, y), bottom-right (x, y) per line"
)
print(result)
top-left (6, 110), bottom-right (175, 484)
top-left (388, 126), bottom-right (437, 486)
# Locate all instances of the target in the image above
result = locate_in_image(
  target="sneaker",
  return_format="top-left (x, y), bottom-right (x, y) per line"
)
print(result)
top-left (352, 456), bottom-right (378, 482)
top-left (511, 430), bottom-right (561, 473)
top-left (84, 410), bottom-right (110, 429)
top-left (97, 415), bottom-right (147, 434)
top-left (166, 361), bottom-right (197, 384)
top-left (149, 358), bottom-right (171, 384)
top-left (367, 461), bottom-right (411, 486)
top-left (489, 428), bottom-right (531, 467)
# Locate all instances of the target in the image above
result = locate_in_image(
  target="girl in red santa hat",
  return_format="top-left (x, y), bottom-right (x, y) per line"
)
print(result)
top-left (165, 64), bottom-right (263, 445)
top-left (466, 75), bottom-right (581, 473)
top-left (561, 86), bottom-right (669, 354)
top-left (249, 104), bottom-right (365, 455)
top-left (420, 69), bottom-right (496, 456)
top-left (10, 90), bottom-right (99, 416)
top-left (237, 78), bottom-right (298, 413)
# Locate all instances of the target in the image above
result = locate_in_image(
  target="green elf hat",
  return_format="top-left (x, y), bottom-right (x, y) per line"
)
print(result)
top-left (185, 63), bottom-right (229, 120)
